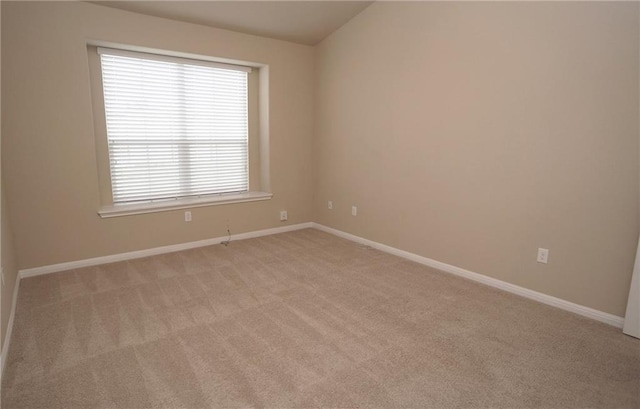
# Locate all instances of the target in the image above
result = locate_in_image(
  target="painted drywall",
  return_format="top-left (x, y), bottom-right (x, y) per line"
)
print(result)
top-left (3, 1), bottom-right (639, 321)
top-left (626, 5), bottom-right (640, 337)
top-left (2, 1), bottom-right (314, 269)
top-left (1, 182), bottom-right (18, 353)
top-left (313, 2), bottom-right (639, 317)
top-left (0, 1), bottom-right (16, 355)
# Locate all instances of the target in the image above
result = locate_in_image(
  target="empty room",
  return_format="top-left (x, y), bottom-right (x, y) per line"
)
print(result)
top-left (1, 1), bottom-right (639, 408)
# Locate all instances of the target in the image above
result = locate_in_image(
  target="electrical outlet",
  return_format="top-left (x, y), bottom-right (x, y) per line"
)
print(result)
top-left (537, 248), bottom-right (549, 264)
top-left (184, 211), bottom-right (192, 222)
top-left (328, 201), bottom-right (333, 210)
top-left (352, 206), bottom-right (357, 216)
top-left (280, 210), bottom-right (288, 221)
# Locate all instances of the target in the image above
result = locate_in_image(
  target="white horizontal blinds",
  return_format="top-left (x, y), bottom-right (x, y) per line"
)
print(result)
top-left (99, 48), bottom-right (250, 204)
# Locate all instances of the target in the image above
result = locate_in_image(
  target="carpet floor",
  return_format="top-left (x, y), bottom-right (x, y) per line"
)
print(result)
top-left (1, 228), bottom-right (638, 408)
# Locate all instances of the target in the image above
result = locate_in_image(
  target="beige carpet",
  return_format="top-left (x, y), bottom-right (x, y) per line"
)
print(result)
top-left (2, 228), bottom-right (638, 408)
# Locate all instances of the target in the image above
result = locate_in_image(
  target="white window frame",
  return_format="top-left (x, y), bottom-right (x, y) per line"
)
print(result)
top-left (89, 44), bottom-right (272, 218)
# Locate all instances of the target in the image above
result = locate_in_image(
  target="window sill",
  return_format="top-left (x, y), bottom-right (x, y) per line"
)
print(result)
top-left (98, 191), bottom-right (273, 218)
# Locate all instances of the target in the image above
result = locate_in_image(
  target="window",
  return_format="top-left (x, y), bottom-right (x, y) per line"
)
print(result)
top-left (98, 47), bottom-right (252, 204)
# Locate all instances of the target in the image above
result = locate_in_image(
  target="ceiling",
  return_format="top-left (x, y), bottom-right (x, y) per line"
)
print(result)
top-left (91, 1), bottom-right (374, 46)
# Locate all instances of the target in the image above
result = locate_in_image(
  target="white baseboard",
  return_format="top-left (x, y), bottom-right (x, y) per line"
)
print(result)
top-left (312, 223), bottom-right (625, 328)
top-left (7, 219), bottom-right (624, 382)
top-left (19, 222), bottom-right (313, 279)
top-left (1, 273), bottom-right (21, 379)
top-left (2, 221), bottom-right (311, 380)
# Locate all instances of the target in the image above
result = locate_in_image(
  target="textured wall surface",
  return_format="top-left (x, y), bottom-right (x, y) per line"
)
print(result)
top-left (314, 2), bottom-right (639, 316)
top-left (2, 1), bottom-right (315, 269)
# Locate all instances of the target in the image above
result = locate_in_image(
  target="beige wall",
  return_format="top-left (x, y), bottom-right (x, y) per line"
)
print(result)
top-left (2, 1), bottom-right (315, 269)
top-left (313, 2), bottom-right (639, 317)
top-left (2, 1), bottom-right (639, 320)
top-left (1, 182), bottom-right (19, 353)
top-left (0, 0), bottom-right (18, 354)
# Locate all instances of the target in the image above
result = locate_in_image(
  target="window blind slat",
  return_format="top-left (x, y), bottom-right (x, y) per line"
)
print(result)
top-left (101, 51), bottom-right (249, 204)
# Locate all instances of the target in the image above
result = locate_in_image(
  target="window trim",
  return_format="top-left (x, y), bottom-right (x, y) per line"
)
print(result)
top-left (97, 47), bottom-right (253, 73)
top-left (87, 40), bottom-right (272, 218)
top-left (98, 191), bottom-right (273, 218)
